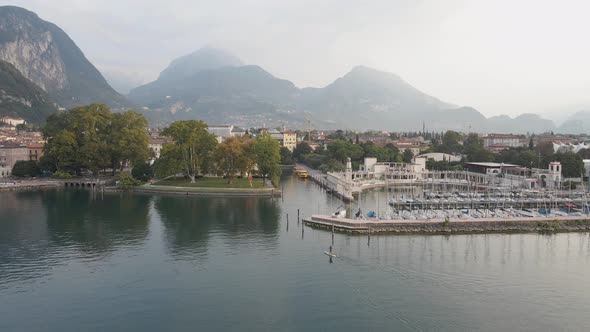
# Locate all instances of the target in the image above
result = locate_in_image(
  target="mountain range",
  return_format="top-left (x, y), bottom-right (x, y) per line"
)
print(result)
top-left (0, 59), bottom-right (56, 122)
top-left (0, 5), bottom-right (587, 133)
top-left (0, 6), bottom-right (131, 111)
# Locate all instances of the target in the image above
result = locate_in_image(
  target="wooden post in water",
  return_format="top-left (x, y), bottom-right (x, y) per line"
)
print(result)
top-left (297, 209), bottom-right (300, 225)
top-left (367, 224), bottom-right (371, 247)
top-left (331, 223), bottom-right (335, 245)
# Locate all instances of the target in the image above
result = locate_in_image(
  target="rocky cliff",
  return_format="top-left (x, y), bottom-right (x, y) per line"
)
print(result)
top-left (0, 59), bottom-right (56, 123)
top-left (0, 6), bottom-right (131, 110)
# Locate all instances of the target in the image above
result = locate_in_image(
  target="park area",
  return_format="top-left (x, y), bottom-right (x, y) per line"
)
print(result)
top-left (155, 177), bottom-right (267, 189)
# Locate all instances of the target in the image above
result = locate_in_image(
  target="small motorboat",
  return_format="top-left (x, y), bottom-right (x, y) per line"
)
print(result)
top-left (332, 206), bottom-right (347, 218)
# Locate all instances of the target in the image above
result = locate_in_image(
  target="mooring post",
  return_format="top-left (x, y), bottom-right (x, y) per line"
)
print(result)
top-left (297, 209), bottom-right (300, 224)
top-left (331, 223), bottom-right (335, 245)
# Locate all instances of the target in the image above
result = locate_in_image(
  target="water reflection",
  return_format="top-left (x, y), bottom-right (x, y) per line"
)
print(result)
top-left (0, 190), bottom-right (151, 287)
top-left (43, 190), bottom-right (151, 252)
top-left (155, 195), bottom-right (281, 259)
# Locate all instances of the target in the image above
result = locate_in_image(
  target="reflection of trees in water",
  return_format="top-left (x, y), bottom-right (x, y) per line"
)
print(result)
top-left (43, 190), bottom-right (151, 254)
top-left (0, 192), bottom-right (52, 285)
top-left (0, 190), bottom-right (151, 286)
top-left (155, 196), bottom-right (280, 259)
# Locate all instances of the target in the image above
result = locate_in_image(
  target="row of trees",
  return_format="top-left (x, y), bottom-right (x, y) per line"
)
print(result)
top-left (18, 106), bottom-right (282, 187)
top-left (153, 120), bottom-right (281, 186)
top-left (295, 140), bottom-right (409, 173)
top-left (42, 104), bottom-right (149, 175)
top-left (430, 130), bottom-right (585, 178)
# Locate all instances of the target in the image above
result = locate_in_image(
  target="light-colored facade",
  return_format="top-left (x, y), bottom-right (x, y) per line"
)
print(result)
top-left (282, 131), bottom-right (297, 152)
top-left (28, 143), bottom-right (44, 161)
top-left (0, 117), bottom-right (26, 127)
top-left (207, 125), bottom-right (246, 143)
top-left (417, 152), bottom-right (461, 163)
top-left (0, 142), bottom-right (29, 170)
top-left (268, 129), bottom-right (297, 152)
top-left (149, 137), bottom-right (168, 160)
top-left (482, 134), bottom-right (525, 149)
top-left (392, 142), bottom-right (421, 156)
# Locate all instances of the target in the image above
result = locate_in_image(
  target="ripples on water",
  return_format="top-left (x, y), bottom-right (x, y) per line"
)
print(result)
top-left (1, 182), bottom-right (590, 331)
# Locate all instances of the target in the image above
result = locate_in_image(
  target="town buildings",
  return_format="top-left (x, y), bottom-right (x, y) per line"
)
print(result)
top-left (416, 152), bottom-right (461, 162)
top-left (269, 129), bottom-right (297, 152)
top-left (0, 142), bottom-right (29, 174)
top-left (27, 143), bottom-right (44, 161)
top-left (207, 125), bottom-right (246, 143)
top-left (482, 134), bottom-right (526, 150)
top-left (0, 116), bottom-right (26, 128)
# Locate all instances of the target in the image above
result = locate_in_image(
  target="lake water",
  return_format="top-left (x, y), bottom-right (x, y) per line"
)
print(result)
top-left (1, 176), bottom-right (590, 331)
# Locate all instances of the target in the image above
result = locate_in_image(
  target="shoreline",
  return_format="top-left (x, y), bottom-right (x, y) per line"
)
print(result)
top-left (304, 214), bottom-right (590, 234)
top-left (133, 184), bottom-right (281, 197)
top-left (0, 181), bottom-right (61, 192)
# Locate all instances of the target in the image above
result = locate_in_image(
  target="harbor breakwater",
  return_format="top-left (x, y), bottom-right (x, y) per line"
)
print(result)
top-left (304, 215), bottom-right (590, 234)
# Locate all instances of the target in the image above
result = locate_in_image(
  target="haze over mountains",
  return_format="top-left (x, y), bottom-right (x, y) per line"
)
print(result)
top-left (0, 5), bottom-right (587, 133)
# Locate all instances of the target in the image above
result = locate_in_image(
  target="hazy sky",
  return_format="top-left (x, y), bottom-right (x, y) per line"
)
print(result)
top-left (7, 0), bottom-right (590, 120)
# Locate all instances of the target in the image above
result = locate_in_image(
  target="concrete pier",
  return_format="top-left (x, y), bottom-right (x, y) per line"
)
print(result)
top-left (303, 214), bottom-right (590, 234)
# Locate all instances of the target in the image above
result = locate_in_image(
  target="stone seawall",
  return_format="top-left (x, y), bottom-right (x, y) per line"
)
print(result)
top-left (304, 215), bottom-right (590, 235)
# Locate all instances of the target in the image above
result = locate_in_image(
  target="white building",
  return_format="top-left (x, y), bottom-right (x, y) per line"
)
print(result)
top-left (0, 117), bottom-right (25, 127)
top-left (482, 134), bottom-right (525, 149)
top-left (207, 125), bottom-right (246, 143)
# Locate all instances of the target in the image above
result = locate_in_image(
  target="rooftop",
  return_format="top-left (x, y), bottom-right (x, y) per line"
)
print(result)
top-left (465, 162), bottom-right (520, 168)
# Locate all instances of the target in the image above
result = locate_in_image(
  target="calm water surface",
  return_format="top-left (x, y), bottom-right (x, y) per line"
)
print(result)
top-left (1, 176), bottom-right (590, 331)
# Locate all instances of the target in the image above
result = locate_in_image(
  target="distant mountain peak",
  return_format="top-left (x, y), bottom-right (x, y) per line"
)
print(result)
top-left (157, 47), bottom-right (243, 81)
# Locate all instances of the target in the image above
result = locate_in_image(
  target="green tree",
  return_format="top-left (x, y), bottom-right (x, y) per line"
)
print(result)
top-left (254, 131), bottom-right (281, 186)
top-left (327, 140), bottom-right (364, 163)
top-left (214, 136), bottom-right (247, 184)
top-left (279, 147), bottom-right (294, 165)
top-left (109, 111), bottom-right (150, 173)
top-left (12, 160), bottom-right (39, 177)
top-left (43, 104), bottom-right (150, 176)
top-left (293, 142), bottom-right (312, 160)
top-left (554, 152), bottom-right (584, 178)
top-left (435, 130), bottom-right (463, 154)
top-left (117, 172), bottom-right (141, 190)
top-left (45, 130), bottom-right (78, 173)
top-left (535, 142), bottom-right (554, 168)
top-left (131, 162), bottom-right (153, 182)
top-left (463, 133), bottom-right (494, 162)
top-left (402, 149), bottom-right (414, 163)
top-left (159, 120), bottom-right (217, 183)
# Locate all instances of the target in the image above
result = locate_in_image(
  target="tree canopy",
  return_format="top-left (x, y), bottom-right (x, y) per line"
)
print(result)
top-left (254, 131), bottom-right (281, 184)
top-left (155, 120), bottom-right (217, 183)
top-left (42, 104), bottom-right (149, 175)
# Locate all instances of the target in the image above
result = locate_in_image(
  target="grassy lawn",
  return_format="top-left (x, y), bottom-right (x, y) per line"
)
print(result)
top-left (156, 177), bottom-right (267, 189)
